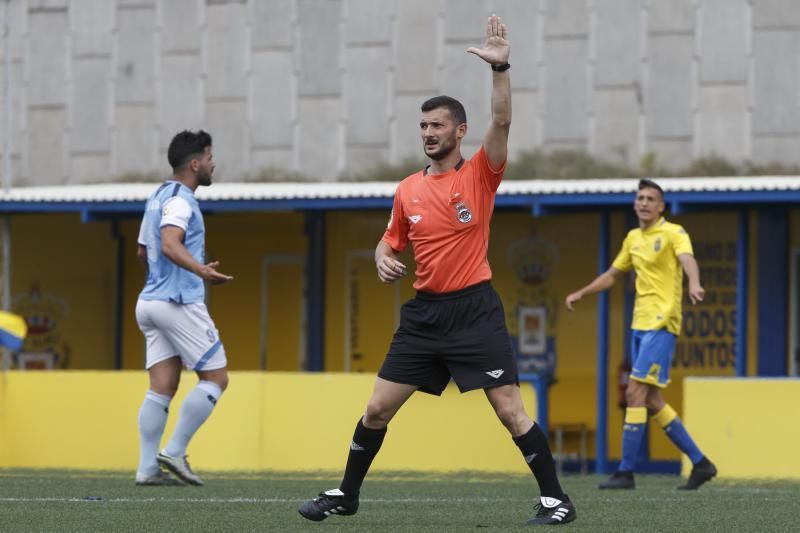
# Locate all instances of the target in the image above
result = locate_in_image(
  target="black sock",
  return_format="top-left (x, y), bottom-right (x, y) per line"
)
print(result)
top-left (512, 423), bottom-right (565, 499)
top-left (339, 418), bottom-right (387, 498)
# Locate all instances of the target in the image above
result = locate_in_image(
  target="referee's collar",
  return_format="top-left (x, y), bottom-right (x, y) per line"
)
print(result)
top-left (423, 157), bottom-right (464, 176)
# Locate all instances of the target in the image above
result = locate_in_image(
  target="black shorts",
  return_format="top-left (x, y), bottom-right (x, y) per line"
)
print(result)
top-left (378, 281), bottom-right (519, 396)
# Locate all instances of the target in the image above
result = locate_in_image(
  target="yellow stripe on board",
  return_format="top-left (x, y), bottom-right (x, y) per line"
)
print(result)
top-left (0, 372), bottom-right (537, 473)
top-left (684, 378), bottom-right (800, 479)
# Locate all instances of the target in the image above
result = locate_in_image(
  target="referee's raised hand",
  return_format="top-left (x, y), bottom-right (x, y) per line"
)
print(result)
top-left (467, 14), bottom-right (510, 65)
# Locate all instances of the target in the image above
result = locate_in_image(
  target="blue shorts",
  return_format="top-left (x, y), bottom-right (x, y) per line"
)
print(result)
top-left (629, 329), bottom-right (676, 388)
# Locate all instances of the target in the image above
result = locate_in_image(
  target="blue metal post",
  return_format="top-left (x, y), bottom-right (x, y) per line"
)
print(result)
top-left (756, 209), bottom-right (789, 376)
top-left (736, 210), bottom-right (748, 376)
top-left (305, 211), bottom-right (325, 371)
top-left (596, 211), bottom-right (610, 474)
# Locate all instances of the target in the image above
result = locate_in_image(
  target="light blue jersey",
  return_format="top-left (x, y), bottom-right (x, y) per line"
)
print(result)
top-left (138, 181), bottom-right (206, 304)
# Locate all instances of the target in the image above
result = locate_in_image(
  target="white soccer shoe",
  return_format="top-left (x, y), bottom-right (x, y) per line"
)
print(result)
top-left (156, 450), bottom-right (204, 486)
top-left (135, 470), bottom-right (184, 486)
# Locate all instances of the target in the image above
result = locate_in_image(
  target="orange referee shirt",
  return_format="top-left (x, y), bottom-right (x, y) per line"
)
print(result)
top-left (382, 146), bottom-right (506, 293)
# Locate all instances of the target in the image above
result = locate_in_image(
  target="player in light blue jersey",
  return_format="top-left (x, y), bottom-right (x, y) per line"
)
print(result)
top-left (134, 130), bottom-right (233, 486)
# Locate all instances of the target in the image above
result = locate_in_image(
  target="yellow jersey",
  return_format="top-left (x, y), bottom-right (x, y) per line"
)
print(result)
top-left (611, 217), bottom-right (693, 335)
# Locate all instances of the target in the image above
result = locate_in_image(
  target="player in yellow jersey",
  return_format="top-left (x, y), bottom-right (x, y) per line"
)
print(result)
top-left (565, 179), bottom-right (717, 490)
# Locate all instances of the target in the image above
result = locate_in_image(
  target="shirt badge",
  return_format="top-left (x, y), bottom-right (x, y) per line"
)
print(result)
top-left (654, 237), bottom-right (661, 252)
top-left (454, 202), bottom-right (472, 223)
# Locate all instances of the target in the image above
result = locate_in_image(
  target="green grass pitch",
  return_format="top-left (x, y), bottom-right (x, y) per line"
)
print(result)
top-left (1, 470), bottom-right (798, 532)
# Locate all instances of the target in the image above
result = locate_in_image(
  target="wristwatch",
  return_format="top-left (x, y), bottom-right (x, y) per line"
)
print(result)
top-left (491, 62), bottom-right (511, 72)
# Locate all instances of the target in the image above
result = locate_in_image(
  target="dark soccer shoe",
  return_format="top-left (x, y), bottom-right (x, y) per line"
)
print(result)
top-left (298, 489), bottom-right (359, 522)
top-left (598, 471), bottom-right (635, 490)
top-left (526, 495), bottom-right (577, 526)
top-left (677, 458), bottom-right (717, 490)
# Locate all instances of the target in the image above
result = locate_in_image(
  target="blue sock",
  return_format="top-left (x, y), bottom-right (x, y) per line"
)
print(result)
top-left (138, 391), bottom-right (172, 476)
top-left (165, 381), bottom-right (222, 457)
top-left (619, 407), bottom-right (647, 472)
top-left (653, 405), bottom-right (704, 464)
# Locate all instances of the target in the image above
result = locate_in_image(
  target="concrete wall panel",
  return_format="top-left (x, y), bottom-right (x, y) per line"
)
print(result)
top-left (251, 0), bottom-right (294, 49)
top-left (28, 9), bottom-right (68, 106)
top-left (648, 0), bottom-right (694, 33)
top-left (752, 30), bottom-right (800, 134)
top-left (698, 0), bottom-right (748, 83)
top-left (251, 148), bottom-right (294, 176)
top-left (298, 0), bottom-right (342, 97)
top-left (344, 47), bottom-right (390, 145)
top-left (543, 0), bottom-right (588, 37)
top-left (594, 0), bottom-right (641, 87)
top-left (646, 34), bottom-right (693, 138)
top-left (71, 58), bottom-right (111, 152)
top-left (114, 104), bottom-right (158, 176)
top-left (70, 153), bottom-right (109, 184)
top-left (297, 97), bottom-right (341, 179)
top-left (160, 0), bottom-right (202, 53)
top-left (159, 54), bottom-right (204, 142)
top-left (206, 2), bottom-right (249, 100)
top-left (492, 0), bottom-right (538, 89)
top-left (593, 88), bottom-right (641, 167)
top-left (648, 138), bottom-right (693, 169)
top-left (444, 0), bottom-right (490, 42)
top-left (345, 146), bottom-right (390, 176)
top-left (394, 0), bottom-right (440, 93)
top-left (70, 0), bottom-right (114, 56)
top-left (27, 108), bottom-right (66, 185)
top-left (345, 0), bottom-right (392, 45)
top-left (753, 136), bottom-right (800, 166)
top-left (752, 0), bottom-right (800, 28)
top-left (507, 90), bottom-right (538, 158)
top-left (116, 5), bottom-right (156, 104)
top-left (543, 39), bottom-right (588, 142)
top-left (251, 50), bottom-right (295, 148)
top-left (205, 100), bottom-right (248, 181)
top-left (695, 85), bottom-right (748, 161)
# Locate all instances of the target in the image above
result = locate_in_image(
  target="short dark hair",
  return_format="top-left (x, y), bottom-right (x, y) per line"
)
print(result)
top-left (421, 95), bottom-right (467, 125)
top-left (638, 178), bottom-right (664, 199)
top-left (167, 130), bottom-right (213, 172)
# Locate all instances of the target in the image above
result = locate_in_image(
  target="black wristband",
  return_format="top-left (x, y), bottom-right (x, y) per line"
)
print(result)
top-left (491, 62), bottom-right (511, 72)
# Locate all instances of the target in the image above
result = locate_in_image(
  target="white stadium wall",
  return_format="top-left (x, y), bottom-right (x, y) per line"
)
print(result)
top-left (1, 0), bottom-right (799, 183)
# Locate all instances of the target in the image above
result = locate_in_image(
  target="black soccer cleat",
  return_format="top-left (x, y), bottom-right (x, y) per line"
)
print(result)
top-left (677, 457), bottom-right (717, 490)
top-left (298, 489), bottom-right (359, 522)
top-left (598, 471), bottom-right (635, 490)
top-left (526, 495), bottom-right (577, 526)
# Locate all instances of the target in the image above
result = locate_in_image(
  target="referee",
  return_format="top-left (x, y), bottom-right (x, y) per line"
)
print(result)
top-left (299, 14), bottom-right (576, 527)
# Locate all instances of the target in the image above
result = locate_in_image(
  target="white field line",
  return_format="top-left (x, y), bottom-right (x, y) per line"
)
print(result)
top-left (0, 491), bottom-right (794, 504)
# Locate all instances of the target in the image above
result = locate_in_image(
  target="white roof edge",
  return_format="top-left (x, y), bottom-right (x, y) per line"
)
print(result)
top-left (0, 176), bottom-right (797, 203)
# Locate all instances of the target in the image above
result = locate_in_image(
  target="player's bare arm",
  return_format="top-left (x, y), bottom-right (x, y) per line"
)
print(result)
top-left (375, 240), bottom-right (406, 284)
top-left (678, 253), bottom-right (705, 304)
top-left (137, 244), bottom-right (148, 270)
top-left (565, 267), bottom-right (623, 311)
top-left (161, 225), bottom-right (233, 284)
top-left (468, 14), bottom-right (511, 168)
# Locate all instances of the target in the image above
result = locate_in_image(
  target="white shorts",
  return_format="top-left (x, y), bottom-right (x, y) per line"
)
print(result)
top-left (136, 299), bottom-right (227, 371)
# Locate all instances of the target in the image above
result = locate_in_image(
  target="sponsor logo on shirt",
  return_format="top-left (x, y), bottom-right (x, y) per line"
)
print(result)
top-left (408, 215), bottom-right (422, 224)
